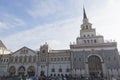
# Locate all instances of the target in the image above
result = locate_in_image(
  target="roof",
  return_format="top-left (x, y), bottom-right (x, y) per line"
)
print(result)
top-left (0, 40), bottom-right (7, 49)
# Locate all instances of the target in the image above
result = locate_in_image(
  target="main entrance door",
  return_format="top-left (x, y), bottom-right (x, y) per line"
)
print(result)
top-left (88, 55), bottom-right (103, 78)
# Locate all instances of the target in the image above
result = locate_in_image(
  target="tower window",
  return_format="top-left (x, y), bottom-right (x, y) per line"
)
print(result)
top-left (86, 25), bottom-right (88, 29)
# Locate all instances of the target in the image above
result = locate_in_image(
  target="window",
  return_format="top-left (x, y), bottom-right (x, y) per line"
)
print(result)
top-left (19, 56), bottom-right (22, 63)
top-left (61, 57), bottom-right (63, 61)
top-left (28, 56), bottom-right (32, 63)
top-left (51, 58), bottom-right (53, 61)
top-left (33, 56), bottom-right (36, 62)
top-left (57, 58), bottom-right (60, 61)
top-left (66, 68), bottom-right (70, 72)
top-left (15, 56), bottom-right (18, 63)
top-left (84, 40), bottom-right (86, 43)
top-left (91, 40), bottom-right (93, 43)
top-left (114, 56), bottom-right (116, 60)
top-left (84, 35), bottom-right (86, 37)
top-left (86, 25), bottom-right (88, 29)
top-left (87, 40), bottom-right (89, 43)
top-left (59, 68), bottom-right (62, 72)
top-left (20, 48), bottom-right (28, 54)
top-left (6, 59), bottom-right (8, 62)
top-left (54, 58), bottom-right (56, 61)
top-left (94, 40), bottom-right (97, 43)
top-left (68, 57), bottom-right (70, 61)
top-left (24, 56), bottom-right (27, 63)
top-left (51, 68), bottom-right (55, 72)
top-left (3, 59), bottom-right (5, 62)
top-left (87, 35), bottom-right (89, 37)
top-left (74, 58), bottom-right (76, 61)
top-left (10, 57), bottom-right (14, 63)
top-left (79, 58), bottom-right (81, 61)
top-left (64, 57), bottom-right (67, 61)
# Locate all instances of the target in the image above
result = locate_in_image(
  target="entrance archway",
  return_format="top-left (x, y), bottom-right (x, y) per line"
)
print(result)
top-left (9, 66), bottom-right (16, 76)
top-left (27, 66), bottom-right (35, 77)
top-left (18, 66), bottom-right (25, 76)
top-left (88, 55), bottom-right (103, 78)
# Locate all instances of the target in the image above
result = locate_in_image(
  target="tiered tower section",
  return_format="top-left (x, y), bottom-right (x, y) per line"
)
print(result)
top-left (70, 8), bottom-right (117, 50)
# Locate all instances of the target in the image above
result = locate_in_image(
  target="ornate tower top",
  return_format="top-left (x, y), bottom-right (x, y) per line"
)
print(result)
top-left (70, 7), bottom-right (117, 50)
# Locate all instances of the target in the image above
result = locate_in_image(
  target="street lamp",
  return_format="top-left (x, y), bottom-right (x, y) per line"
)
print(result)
top-left (37, 51), bottom-right (39, 77)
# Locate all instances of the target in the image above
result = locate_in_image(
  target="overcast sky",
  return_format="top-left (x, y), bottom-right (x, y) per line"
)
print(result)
top-left (0, 0), bottom-right (120, 51)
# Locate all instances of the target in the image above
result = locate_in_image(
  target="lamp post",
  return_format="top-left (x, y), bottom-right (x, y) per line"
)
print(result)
top-left (0, 55), bottom-right (2, 76)
top-left (47, 52), bottom-right (49, 78)
top-left (37, 51), bottom-right (39, 77)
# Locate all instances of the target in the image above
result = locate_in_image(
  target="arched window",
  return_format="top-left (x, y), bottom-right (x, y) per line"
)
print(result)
top-left (9, 66), bottom-right (16, 75)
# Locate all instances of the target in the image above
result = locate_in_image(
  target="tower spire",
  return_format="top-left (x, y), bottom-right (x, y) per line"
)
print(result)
top-left (83, 6), bottom-right (88, 23)
top-left (83, 7), bottom-right (87, 19)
